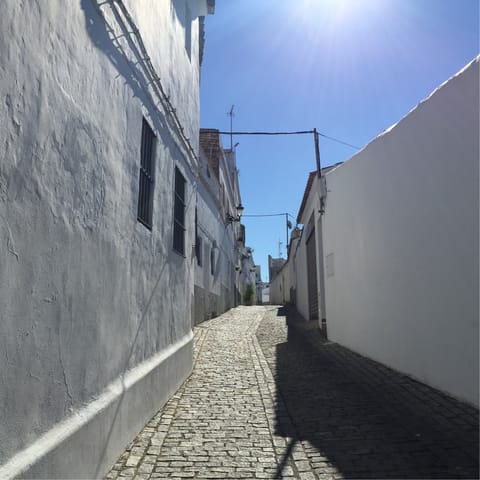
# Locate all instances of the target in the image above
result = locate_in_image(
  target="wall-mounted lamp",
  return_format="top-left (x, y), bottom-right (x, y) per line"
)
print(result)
top-left (226, 204), bottom-right (244, 224)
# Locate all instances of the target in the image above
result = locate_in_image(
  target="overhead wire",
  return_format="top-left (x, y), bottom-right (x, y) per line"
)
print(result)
top-left (218, 130), bottom-right (361, 150)
top-left (218, 130), bottom-right (314, 136)
top-left (242, 213), bottom-right (296, 219)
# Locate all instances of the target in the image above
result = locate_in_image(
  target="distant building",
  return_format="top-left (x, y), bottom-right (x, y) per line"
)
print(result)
top-left (254, 265), bottom-right (263, 304)
top-left (262, 284), bottom-right (271, 304)
top-left (268, 255), bottom-right (286, 282)
top-left (240, 247), bottom-right (257, 304)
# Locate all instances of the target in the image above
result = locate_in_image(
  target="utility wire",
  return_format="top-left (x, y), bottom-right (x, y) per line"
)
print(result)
top-left (242, 213), bottom-right (296, 219)
top-left (219, 130), bottom-right (313, 136)
top-left (218, 130), bottom-right (361, 150)
top-left (317, 133), bottom-right (361, 150)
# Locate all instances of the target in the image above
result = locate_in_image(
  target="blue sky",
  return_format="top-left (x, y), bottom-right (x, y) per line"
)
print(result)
top-left (200, 0), bottom-right (479, 282)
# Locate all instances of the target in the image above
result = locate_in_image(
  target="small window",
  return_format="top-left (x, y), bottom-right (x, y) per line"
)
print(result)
top-left (137, 118), bottom-right (156, 229)
top-left (173, 167), bottom-right (186, 255)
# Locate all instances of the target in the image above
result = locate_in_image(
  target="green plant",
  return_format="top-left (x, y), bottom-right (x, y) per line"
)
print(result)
top-left (244, 283), bottom-right (254, 305)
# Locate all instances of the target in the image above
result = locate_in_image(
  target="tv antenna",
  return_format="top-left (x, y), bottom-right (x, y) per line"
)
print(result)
top-left (227, 105), bottom-right (235, 150)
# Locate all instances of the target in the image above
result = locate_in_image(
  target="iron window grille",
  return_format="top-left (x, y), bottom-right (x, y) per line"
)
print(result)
top-left (137, 118), bottom-right (156, 229)
top-left (196, 236), bottom-right (203, 266)
top-left (195, 208), bottom-right (202, 266)
top-left (210, 247), bottom-right (215, 275)
top-left (173, 167), bottom-right (186, 255)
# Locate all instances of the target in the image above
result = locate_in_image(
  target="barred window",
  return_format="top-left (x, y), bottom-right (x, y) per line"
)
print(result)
top-left (173, 167), bottom-right (186, 255)
top-left (137, 118), bottom-right (156, 229)
top-left (196, 236), bottom-right (203, 266)
top-left (195, 207), bottom-right (202, 266)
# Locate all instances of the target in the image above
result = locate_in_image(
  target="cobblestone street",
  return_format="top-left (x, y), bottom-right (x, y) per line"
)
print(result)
top-left (107, 306), bottom-right (479, 480)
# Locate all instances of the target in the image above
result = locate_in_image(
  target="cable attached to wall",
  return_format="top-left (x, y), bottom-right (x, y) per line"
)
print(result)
top-left (91, 0), bottom-right (199, 170)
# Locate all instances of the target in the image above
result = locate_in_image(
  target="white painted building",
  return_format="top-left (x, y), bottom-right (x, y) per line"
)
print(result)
top-left (262, 285), bottom-right (271, 304)
top-left (269, 226), bottom-right (302, 306)
top-left (194, 129), bottom-right (243, 323)
top-left (0, 1), bottom-right (214, 478)
top-left (254, 265), bottom-right (264, 304)
top-left (240, 247), bottom-right (258, 304)
top-left (270, 57), bottom-right (479, 407)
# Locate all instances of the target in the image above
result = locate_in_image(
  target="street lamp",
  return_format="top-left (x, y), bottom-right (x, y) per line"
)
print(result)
top-left (226, 204), bottom-right (244, 224)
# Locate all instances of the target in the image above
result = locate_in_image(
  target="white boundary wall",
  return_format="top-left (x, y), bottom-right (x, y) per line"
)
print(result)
top-left (322, 58), bottom-right (479, 406)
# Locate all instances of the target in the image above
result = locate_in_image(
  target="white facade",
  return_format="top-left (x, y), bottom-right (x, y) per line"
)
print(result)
top-left (0, 1), bottom-right (213, 478)
top-left (262, 285), bottom-right (271, 304)
top-left (194, 133), bottom-right (242, 323)
top-left (240, 247), bottom-right (258, 304)
top-left (270, 57), bottom-right (479, 407)
top-left (269, 229), bottom-right (301, 306)
top-left (254, 265), bottom-right (264, 304)
top-left (322, 57), bottom-right (479, 407)
top-left (270, 173), bottom-right (325, 320)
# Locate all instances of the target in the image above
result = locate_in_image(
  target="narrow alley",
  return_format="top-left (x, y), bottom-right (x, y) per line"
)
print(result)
top-left (107, 306), bottom-right (479, 480)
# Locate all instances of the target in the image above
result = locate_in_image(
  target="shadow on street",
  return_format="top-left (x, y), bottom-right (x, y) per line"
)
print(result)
top-left (257, 306), bottom-right (479, 479)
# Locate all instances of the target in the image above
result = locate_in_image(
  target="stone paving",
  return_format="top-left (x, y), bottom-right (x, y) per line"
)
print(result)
top-left (106, 305), bottom-right (479, 480)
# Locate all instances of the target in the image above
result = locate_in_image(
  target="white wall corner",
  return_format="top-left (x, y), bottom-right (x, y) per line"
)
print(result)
top-left (187, 0), bottom-right (214, 19)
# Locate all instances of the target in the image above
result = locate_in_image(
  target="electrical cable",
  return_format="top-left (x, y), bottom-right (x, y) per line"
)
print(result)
top-left (218, 130), bottom-right (361, 150)
top-left (317, 133), bottom-right (361, 150)
top-left (218, 130), bottom-right (314, 136)
top-left (242, 213), bottom-right (296, 219)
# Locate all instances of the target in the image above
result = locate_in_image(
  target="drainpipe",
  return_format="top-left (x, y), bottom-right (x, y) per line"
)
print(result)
top-left (314, 129), bottom-right (328, 338)
top-left (317, 201), bottom-right (328, 339)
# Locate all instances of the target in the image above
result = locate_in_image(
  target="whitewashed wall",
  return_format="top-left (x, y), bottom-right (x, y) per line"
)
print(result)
top-left (269, 266), bottom-right (285, 304)
top-left (286, 233), bottom-right (301, 305)
top-left (194, 152), bottom-right (239, 323)
top-left (240, 248), bottom-right (257, 303)
top-left (296, 176), bottom-right (322, 321)
top-left (0, 0), bottom-right (208, 477)
top-left (323, 58), bottom-right (479, 406)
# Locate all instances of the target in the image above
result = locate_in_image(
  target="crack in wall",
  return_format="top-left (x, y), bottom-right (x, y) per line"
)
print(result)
top-left (58, 340), bottom-right (74, 409)
top-left (0, 213), bottom-right (19, 261)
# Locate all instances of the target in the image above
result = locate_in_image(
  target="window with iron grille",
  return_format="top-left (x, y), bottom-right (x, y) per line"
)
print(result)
top-left (196, 236), bottom-right (203, 266)
top-left (195, 207), bottom-right (202, 266)
top-left (173, 167), bottom-right (186, 255)
top-left (137, 118), bottom-right (156, 229)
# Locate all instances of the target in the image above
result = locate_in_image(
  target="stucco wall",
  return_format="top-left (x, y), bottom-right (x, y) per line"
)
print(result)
top-left (240, 248), bottom-right (257, 303)
top-left (194, 163), bottom-right (237, 323)
top-left (295, 177), bottom-right (322, 321)
top-left (127, 0), bottom-right (202, 154)
top-left (268, 268), bottom-right (283, 304)
top-left (322, 58), bottom-right (479, 406)
top-left (0, 0), bottom-right (204, 477)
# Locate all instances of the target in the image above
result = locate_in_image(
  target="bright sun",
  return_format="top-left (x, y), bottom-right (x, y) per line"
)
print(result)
top-left (297, 0), bottom-right (384, 22)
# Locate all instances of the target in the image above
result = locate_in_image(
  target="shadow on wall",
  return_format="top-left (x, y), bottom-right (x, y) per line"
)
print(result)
top-left (76, 5), bottom-right (194, 475)
top-left (261, 306), bottom-right (479, 480)
top-left (79, 0), bottom-right (180, 150)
